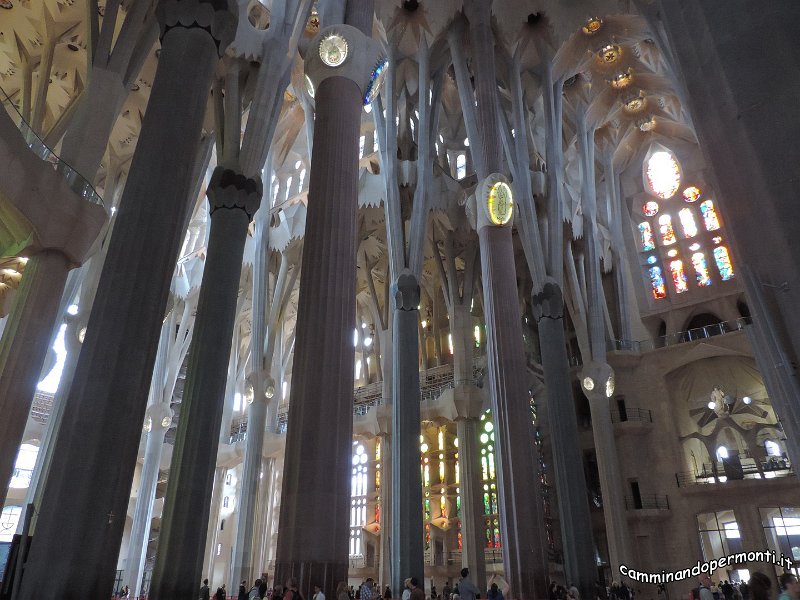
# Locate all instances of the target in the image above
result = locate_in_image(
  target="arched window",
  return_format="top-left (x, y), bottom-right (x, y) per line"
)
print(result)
top-left (713, 246), bottom-right (735, 280)
top-left (644, 145), bottom-right (682, 199)
top-left (700, 200), bottom-right (721, 231)
top-left (9, 443), bottom-right (38, 489)
top-left (350, 442), bottom-right (368, 556)
top-left (716, 446), bottom-right (729, 460)
top-left (284, 176), bottom-right (293, 202)
top-left (765, 440), bottom-right (782, 457)
top-left (297, 168), bottom-right (306, 193)
top-left (679, 208), bottom-right (699, 238)
top-left (359, 135), bottom-right (365, 158)
top-left (691, 253), bottom-right (712, 287)
top-left (669, 260), bottom-right (688, 294)
top-left (456, 154), bottom-right (467, 179)
top-left (639, 222), bottom-right (655, 251)
top-left (648, 266), bottom-right (667, 299)
top-left (480, 412), bottom-right (500, 548)
top-left (658, 215), bottom-right (677, 245)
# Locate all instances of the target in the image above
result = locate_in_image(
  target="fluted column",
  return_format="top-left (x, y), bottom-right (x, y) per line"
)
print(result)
top-left (274, 7), bottom-right (373, 591)
top-left (126, 402), bottom-right (173, 599)
top-left (377, 432), bottom-right (392, 590)
top-left (532, 282), bottom-right (596, 600)
top-left (203, 466), bottom-right (228, 581)
top-left (151, 167), bottom-right (261, 599)
top-left (456, 416), bottom-right (487, 591)
top-left (391, 270), bottom-right (425, 594)
top-left (15, 4), bottom-right (235, 597)
top-left (461, 1), bottom-right (548, 597)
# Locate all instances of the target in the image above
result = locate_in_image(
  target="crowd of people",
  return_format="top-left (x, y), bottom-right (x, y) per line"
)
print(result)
top-left (178, 569), bottom-right (799, 600)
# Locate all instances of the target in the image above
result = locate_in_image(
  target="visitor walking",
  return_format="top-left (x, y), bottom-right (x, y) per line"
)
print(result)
top-left (458, 569), bottom-right (480, 600)
top-left (314, 584), bottom-right (327, 600)
top-left (488, 583), bottom-right (504, 600)
top-left (410, 579), bottom-right (426, 600)
top-left (200, 579), bottom-right (211, 600)
top-left (749, 573), bottom-right (772, 600)
top-left (338, 582), bottom-right (352, 600)
top-left (239, 581), bottom-right (249, 600)
top-left (403, 578), bottom-right (413, 600)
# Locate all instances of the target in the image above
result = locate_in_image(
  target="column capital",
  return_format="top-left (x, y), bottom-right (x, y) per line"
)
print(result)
top-left (579, 361), bottom-right (615, 402)
top-left (532, 278), bottom-right (564, 321)
top-left (304, 25), bottom-right (386, 105)
top-left (207, 166), bottom-right (263, 221)
top-left (391, 269), bottom-right (420, 312)
top-left (145, 401), bottom-right (174, 432)
top-left (157, 0), bottom-right (237, 56)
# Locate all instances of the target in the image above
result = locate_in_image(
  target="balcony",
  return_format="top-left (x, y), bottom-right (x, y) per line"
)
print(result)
top-left (610, 407), bottom-right (653, 435)
top-left (446, 547), bottom-right (504, 565)
top-left (625, 494), bottom-right (670, 519)
top-left (676, 457), bottom-right (794, 487)
top-left (607, 316), bottom-right (752, 354)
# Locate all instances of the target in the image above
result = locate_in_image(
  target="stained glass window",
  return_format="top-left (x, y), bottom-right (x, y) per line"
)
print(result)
top-left (350, 443), bottom-right (368, 556)
top-left (679, 208), bottom-right (699, 238)
top-left (645, 148), bottom-right (681, 199)
top-left (658, 214), bottom-right (677, 245)
top-left (713, 246), bottom-right (735, 280)
top-left (669, 260), bottom-right (689, 293)
top-left (700, 200), bottom-right (721, 231)
top-left (691, 252), bottom-right (712, 287)
top-left (648, 266), bottom-right (667, 299)
top-left (639, 222), bottom-right (655, 251)
top-left (643, 201), bottom-right (659, 216)
top-left (479, 411), bottom-right (500, 548)
top-left (683, 186), bottom-right (701, 203)
top-left (646, 255), bottom-right (657, 265)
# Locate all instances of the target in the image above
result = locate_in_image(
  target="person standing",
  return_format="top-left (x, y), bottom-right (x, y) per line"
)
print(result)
top-left (749, 573), bottom-right (772, 600)
top-left (200, 579), bottom-right (211, 600)
top-left (362, 578), bottom-right (375, 600)
top-left (315, 584), bottom-right (327, 600)
top-left (216, 584), bottom-right (227, 600)
top-left (410, 579), bottom-right (426, 600)
top-left (779, 574), bottom-right (799, 600)
top-left (442, 581), bottom-right (452, 600)
top-left (285, 577), bottom-right (303, 600)
top-left (385, 586), bottom-right (393, 599)
top-left (458, 569), bottom-right (480, 600)
top-left (338, 582), bottom-right (352, 600)
top-left (487, 583), bottom-right (504, 600)
top-left (402, 578), bottom-right (413, 600)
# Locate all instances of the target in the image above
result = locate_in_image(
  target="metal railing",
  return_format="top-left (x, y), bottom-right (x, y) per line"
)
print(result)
top-left (624, 494), bottom-right (670, 510)
top-left (608, 317), bottom-right (752, 354)
top-left (676, 459), bottom-right (794, 487)
top-left (610, 407), bottom-right (653, 424)
top-left (1, 86), bottom-right (104, 208)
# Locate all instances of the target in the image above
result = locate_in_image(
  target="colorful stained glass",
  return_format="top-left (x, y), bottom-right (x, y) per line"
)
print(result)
top-left (669, 260), bottom-right (689, 293)
top-left (639, 222), bottom-right (655, 251)
top-left (423, 464), bottom-right (430, 487)
top-left (713, 246), bottom-right (735, 280)
top-left (481, 455), bottom-right (488, 480)
top-left (700, 200), bottom-right (721, 231)
top-left (643, 201), bottom-right (659, 216)
top-left (440, 494), bottom-right (447, 517)
top-left (683, 186), bottom-right (701, 203)
top-left (658, 214), bottom-right (676, 245)
top-left (691, 252), bottom-right (712, 287)
top-left (679, 208), bottom-right (699, 238)
top-left (667, 249), bottom-right (678, 257)
top-left (645, 149), bottom-right (681, 199)
top-left (648, 267), bottom-right (667, 299)
top-left (646, 255), bottom-right (657, 264)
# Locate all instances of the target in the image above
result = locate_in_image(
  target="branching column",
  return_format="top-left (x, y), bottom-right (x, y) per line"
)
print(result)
top-left (460, 2), bottom-right (549, 596)
top-left (274, 3), bottom-right (375, 595)
top-left (151, 167), bottom-right (261, 599)
top-left (15, 3), bottom-right (235, 597)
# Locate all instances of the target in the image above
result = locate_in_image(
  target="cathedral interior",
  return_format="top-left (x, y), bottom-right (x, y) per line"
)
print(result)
top-left (0, 0), bottom-right (799, 599)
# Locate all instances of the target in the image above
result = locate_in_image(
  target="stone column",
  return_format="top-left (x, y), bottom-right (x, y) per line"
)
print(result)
top-left (391, 270), bottom-right (425, 594)
top-left (461, 1), bottom-right (549, 597)
top-left (203, 466), bottom-right (228, 582)
top-left (532, 282), bottom-right (596, 600)
top-left (150, 167), bottom-right (261, 599)
top-left (125, 402), bottom-right (173, 599)
top-left (15, 3), bottom-right (235, 598)
top-left (579, 362), bottom-right (631, 577)
top-left (274, 4), bottom-right (376, 593)
top-left (376, 430), bottom-right (392, 591)
top-left (456, 415), bottom-right (487, 591)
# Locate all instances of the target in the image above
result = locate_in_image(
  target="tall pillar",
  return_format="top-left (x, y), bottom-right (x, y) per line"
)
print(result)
top-left (377, 431), bottom-right (392, 591)
top-left (150, 167), bottom-right (261, 599)
top-left (533, 283), bottom-right (596, 600)
top-left (125, 402), bottom-right (173, 599)
top-left (203, 466), bottom-right (228, 582)
top-left (460, 2), bottom-right (549, 597)
top-left (15, 3), bottom-right (235, 597)
top-left (456, 415), bottom-right (487, 591)
top-left (391, 271), bottom-right (425, 593)
top-left (273, 3), bottom-right (376, 596)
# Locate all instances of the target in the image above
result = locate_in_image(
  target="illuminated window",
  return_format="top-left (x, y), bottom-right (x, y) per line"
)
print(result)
top-left (679, 208), bottom-right (699, 238)
top-left (9, 444), bottom-right (38, 489)
top-left (716, 446), bottom-right (729, 460)
top-left (765, 440), bottom-right (782, 457)
top-left (700, 200), bottom-right (721, 231)
top-left (480, 412), bottom-right (500, 548)
top-left (639, 222), bottom-right (655, 251)
top-left (648, 266), bottom-right (667, 299)
top-left (645, 147), bottom-right (682, 199)
top-left (713, 246), bottom-right (735, 280)
top-left (298, 168), bottom-right (306, 193)
top-left (724, 522), bottom-right (741, 539)
top-left (669, 260), bottom-right (689, 294)
top-left (373, 129), bottom-right (379, 152)
top-left (285, 176), bottom-right (293, 202)
top-left (359, 135), bottom-right (365, 158)
top-left (691, 253), bottom-right (712, 287)
top-left (683, 186), bottom-right (701, 203)
top-left (642, 201), bottom-right (659, 217)
top-left (0, 506), bottom-right (21, 542)
top-left (658, 214), bottom-right (677, 245)
top-left (350, 443), bottom-right (368, 556)
top-left (456, 154), bottom-right (467, 179)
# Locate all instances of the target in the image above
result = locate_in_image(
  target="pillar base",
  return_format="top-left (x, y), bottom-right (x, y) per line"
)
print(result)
top-left (274, 560), bottom-right (349, 595)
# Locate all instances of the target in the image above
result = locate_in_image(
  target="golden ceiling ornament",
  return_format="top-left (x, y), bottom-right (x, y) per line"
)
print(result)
top-left (609, 68), bottom-right (633, 89)
top-left (623, 91), bottom-right (646, 113)
top-left (598, 43), bottom-right (621, 65)
top-left (582, 17), bottom-right (602, 35)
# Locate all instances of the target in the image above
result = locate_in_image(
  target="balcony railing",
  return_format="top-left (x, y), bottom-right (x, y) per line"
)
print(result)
top-left (610, 407), bottom-right (652, 424)
top-left (608, 317), bottom-right (752, 354)
top-left (1, 86), bottom-right (104, 208)
top-left (624, 494), bottom-right (670, 510)
top-left (676, 458), bottom-right (794, 487)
